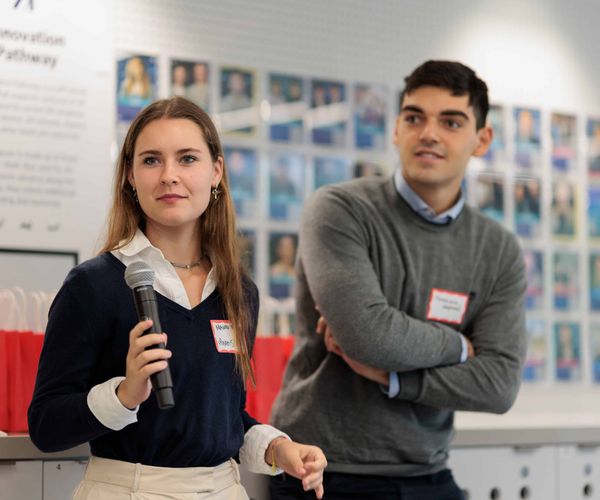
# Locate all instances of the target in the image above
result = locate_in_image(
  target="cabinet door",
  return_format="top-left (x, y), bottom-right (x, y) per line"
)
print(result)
top-left (43, 460), bottom-right (88, 500)
top-left (557, 445), bottom-right (600, 499)
top-left (0, 460), bottom-right (42, 500)
top-left (449, 446), bottom-right (558, 500)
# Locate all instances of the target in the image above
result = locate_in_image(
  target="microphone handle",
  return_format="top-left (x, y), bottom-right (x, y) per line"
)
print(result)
top-left (133, 286), bottom-right (175, 409)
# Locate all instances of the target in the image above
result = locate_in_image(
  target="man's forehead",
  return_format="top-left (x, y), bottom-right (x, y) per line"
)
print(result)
top-left (401, 86), bottom-right (474, 116)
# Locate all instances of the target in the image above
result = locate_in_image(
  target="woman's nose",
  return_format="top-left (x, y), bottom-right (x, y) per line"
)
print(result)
top-left (160, 162), bottom-right (179, 185)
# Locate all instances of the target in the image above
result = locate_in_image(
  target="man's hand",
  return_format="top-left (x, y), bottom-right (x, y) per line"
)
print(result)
top-left (316, 309), bottom-right (389, 386)
top-left (465, 336), bottom-right (475, 358)
top-left (339, 352), bottom-right (389, 386)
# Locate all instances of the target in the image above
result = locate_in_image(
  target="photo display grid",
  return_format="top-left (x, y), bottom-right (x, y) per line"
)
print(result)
top-left (115, 55), bottom-right (600, 383)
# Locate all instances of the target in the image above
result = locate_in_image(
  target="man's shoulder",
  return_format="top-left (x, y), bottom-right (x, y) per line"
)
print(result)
top-left (309, 176), bottom-right (393, 209)
top-left (462, 205), bottom-right (522, 255)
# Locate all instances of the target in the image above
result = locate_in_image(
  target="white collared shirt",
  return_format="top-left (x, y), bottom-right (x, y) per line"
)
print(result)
top-left (114, 228), bottom-right (216, 307)
top-left (87, 229), bottom-right (287, 474)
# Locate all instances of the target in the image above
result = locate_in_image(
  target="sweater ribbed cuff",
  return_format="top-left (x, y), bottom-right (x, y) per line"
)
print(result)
top-left (439, 329), bottom-right (464, 366)
top-left (395, 370), bottom-right (422, 401)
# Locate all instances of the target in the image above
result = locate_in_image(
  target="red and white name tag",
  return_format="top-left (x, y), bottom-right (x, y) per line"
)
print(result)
top-left (210, 320), bottom-right (239, 353)
top-left (426, 288), bottom-right (469, 325)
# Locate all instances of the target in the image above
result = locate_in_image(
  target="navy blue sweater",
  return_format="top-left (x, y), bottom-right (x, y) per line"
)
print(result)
top-left (28, 253), bottom-right (260, 467)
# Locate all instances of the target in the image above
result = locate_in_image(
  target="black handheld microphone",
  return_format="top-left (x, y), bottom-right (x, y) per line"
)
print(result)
top-left (124, 261), bottom-right (175, 409)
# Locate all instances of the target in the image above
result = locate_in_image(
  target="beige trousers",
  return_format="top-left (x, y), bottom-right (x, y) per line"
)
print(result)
top-left (72, 456), bottom-right (250, 500)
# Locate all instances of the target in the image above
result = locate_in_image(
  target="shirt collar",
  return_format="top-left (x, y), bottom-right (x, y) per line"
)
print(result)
top-left (393, 168), bottom-right (464, 225)
top-left (114, 228), bottom-right (217, 307)
top-left (118, 228), bottom-right (164, 258)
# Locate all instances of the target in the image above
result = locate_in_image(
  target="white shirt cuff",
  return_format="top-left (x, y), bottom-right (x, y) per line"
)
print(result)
top-left (459, 334), bottom-right (469, 363)
top-left (87, 376), bottom-right (138, 431)
top-left (239, 424), bottom-right (289, 475)
top-left (387, 372), bottom-right (400, 398)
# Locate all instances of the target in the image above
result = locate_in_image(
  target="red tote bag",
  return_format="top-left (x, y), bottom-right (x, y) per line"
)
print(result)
top-left (246, 336), bottom-right (295, 424)
top-left (0, 330), bottom-right (9, 431)
top-left (7, 330), bottom-right (44, 433)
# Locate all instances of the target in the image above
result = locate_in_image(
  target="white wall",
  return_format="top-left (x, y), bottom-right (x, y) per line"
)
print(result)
top-left (111, 0), bottom-right (600, 111)
top-left (2, 0), bottom-right (600, 415)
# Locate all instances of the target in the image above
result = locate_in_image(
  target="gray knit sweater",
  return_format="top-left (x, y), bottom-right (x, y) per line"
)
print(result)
top-left (270, 176), bottom-right (526, 476)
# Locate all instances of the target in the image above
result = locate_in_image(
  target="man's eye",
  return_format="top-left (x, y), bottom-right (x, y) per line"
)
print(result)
top-left (405, 115), bottom-right (420, 124)
top-left (444, 119), bottom-right (461, 129)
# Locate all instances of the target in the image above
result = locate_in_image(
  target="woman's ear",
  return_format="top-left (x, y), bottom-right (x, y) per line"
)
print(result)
top-left (212, 156), bottom-right (224, 187)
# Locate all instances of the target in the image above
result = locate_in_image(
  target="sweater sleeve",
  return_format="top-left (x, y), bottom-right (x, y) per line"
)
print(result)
top-left (393, 237), bottom-right (527, 414)
top-left (28, 277), bottom-right (115, 452)
top-left (301, 187), bottom-right (463, 372)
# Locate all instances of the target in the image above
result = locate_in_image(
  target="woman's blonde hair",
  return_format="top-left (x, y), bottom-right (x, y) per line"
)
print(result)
top-left (100, 96), bottom-right (254, 383)
top-left (123, 57), bottom-right (152, 99)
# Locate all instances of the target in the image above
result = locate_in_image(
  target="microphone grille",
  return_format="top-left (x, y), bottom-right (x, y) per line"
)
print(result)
top-left (124, 261), bottom-right (155, 289)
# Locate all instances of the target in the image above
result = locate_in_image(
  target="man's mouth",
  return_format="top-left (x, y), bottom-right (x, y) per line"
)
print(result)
top-left (415, 149), bottom-right (444, 159)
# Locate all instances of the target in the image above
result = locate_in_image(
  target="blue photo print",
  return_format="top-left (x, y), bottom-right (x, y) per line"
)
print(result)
top-left (314, 156), bottom-right (350, 190)
top-left (514, 107), bottom-right (541, 169)
top-left (354, 83), bottom-right (387, 150)
top-left (553, 322), bottom-right (581, 381)
top-left (224, 147), bottom-right (258, 219)
top-left (116, 55), bottom-right (157, 123)
top-left (309, 79), bottom-right (347, 147)
top-left (268, 73), bottom-right (306, 143)
top-left (269, 152), bottom-right (305, 221)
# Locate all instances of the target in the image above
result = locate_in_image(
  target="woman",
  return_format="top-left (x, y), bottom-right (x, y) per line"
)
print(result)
top-left (28, 97), bottom-right (326, 499)
top-left (120, 56), bottom-right (153, 100)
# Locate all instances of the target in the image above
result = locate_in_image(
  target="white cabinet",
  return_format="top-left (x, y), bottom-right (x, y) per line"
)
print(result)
top-left (556, 445), bottom-right (600, 499)
top-left (0, 460), bottom-right (42, 500)
top-left (43, 460), bottom-right (88, 500)
top-left (449, 446), bottom-right (557, 499)
top-left (1, 445), bottom-right (600, 500)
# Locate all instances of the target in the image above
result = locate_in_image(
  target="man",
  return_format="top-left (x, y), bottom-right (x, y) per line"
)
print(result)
top-left (270, 60), bottom-right (526, 500)
top-left (186, 62), bottom-right (209, 110)
top-left (221, 70), bottom-right (251, 112)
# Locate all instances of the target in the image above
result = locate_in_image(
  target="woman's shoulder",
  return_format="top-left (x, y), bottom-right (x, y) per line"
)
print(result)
top-left (62, 253), bottom-right (125, 291)
top-left (241, 273), bottom-right (259, 303)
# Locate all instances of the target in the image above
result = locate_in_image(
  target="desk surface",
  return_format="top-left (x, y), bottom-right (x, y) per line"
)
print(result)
top-left (0, 434), bottom-right (89, 461)
top-left (3, 419), bottom-right (600, 461)
top-left (4, 387), bottom-right (600, 459)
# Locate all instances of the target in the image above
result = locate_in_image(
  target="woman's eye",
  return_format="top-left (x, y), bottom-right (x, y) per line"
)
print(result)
top-left (142, 157), bottom-right (159, 166)
top-left (180, 155), bottom-right (198, 164)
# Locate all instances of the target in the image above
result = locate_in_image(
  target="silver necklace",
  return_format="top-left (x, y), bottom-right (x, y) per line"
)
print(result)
top-left (168, 256), bottom-right (203, 270)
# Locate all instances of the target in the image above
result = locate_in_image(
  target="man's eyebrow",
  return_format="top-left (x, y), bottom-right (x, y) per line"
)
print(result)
top-left (400, 105), bottom-right (424, 114)
top-left (440, 110), bottom-right (470, 121)
top-left (400, 105), bottom-right (470, 121)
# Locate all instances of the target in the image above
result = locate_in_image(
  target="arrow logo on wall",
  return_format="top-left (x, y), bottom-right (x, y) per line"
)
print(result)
top-left (13, 0), bottom-right (34, 10)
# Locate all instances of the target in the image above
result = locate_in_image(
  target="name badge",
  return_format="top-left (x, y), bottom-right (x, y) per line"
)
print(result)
top-left (426, 288), bottom-right (469, 325)
top-left (210, 320), bottom-right (239, 353)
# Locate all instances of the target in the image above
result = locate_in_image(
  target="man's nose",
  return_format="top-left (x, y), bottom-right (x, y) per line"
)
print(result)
top-left (419, 119), bottom-right (440, 143)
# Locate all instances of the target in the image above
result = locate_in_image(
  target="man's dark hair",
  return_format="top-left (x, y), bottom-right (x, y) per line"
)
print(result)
top-left (398, 60), bottom-right (489, 129)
